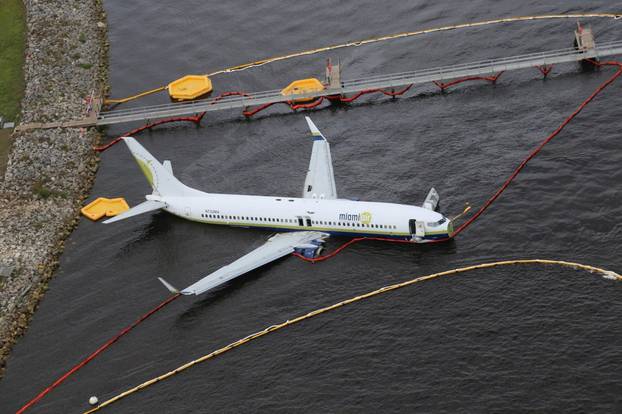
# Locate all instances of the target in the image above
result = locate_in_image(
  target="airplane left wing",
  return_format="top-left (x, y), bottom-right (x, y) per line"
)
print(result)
top-left (161, 231), bottom-right (329, 296)
top-left (302, 117), bottom-right (338, 200)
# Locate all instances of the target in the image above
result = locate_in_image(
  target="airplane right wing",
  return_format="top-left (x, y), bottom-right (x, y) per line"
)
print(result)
top-left (160, 231), bottom-right (329, 296)
top-left (302, 117), bottom-right (338, 200)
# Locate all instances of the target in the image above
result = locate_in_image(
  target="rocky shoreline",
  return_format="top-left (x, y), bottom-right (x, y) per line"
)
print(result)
top-left (0, 0), bottom-right (108, 377)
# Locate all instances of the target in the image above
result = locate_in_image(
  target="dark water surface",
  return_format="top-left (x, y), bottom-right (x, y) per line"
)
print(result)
top-left (2, 1), bottom-right (622, 412)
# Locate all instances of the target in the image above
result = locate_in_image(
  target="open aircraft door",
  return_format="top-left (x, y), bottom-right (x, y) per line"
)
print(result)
top-left (409, 219), bottom-right (425, 238)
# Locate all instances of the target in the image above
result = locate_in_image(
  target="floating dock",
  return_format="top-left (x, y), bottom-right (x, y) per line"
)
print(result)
top-left (15, 37), bottom-right (622, 131)
top-left (81, 197), bottom-right (129, 221)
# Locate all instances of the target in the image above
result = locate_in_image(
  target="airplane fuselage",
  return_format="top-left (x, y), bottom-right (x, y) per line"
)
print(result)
top-left (156, 189), bottom-right (453, 241)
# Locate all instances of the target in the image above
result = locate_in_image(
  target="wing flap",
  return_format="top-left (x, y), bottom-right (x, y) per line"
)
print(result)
top-left (180, 231), bottom-right (328, 295)
top-left (302, 117), bottom-right (338, 200)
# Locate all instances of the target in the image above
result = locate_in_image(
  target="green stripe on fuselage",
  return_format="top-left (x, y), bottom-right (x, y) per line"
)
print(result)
top-left (135, 157), bottom-right (154, 187)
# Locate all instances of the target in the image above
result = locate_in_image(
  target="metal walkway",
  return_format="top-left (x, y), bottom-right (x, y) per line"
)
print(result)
top-left (96, 40), bottom-right (622, 126)
top-left (15, 40), bottom-right (622, 131)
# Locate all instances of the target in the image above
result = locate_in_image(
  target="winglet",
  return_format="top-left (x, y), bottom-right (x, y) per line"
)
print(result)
top-left (305, 116), bottom-right (325, 140)
top-left (158, 277), bottom-right (179, 294)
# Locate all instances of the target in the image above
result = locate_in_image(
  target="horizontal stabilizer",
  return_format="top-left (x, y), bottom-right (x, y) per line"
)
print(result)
top-left (103, 200), bottom-right (166, 223)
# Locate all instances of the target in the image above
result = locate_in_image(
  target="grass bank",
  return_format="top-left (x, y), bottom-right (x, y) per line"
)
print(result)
top-left (0, 0), bottom-right (25, 176)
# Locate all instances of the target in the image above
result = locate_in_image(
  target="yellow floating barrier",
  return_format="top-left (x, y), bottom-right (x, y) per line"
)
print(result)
top-left (81, 197), bottom-right (130, 221)
top-left (281, 78), bottom-right (325, 103)
top-left (167, 75), bottom-right (213, 101)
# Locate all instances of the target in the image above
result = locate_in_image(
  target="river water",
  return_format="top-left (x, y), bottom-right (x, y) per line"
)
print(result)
top-left (2, 1), bottom-right (622, 412)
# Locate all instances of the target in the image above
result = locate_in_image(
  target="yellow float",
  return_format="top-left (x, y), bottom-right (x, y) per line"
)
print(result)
top-left (167, 75), bottom-right (213, 101)
top-left (281, 78), bottom-right (325, 103)
top-left (81, 197), bottom-right (130, 221)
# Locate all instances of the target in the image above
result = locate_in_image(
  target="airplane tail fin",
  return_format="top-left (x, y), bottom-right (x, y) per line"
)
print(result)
top-left (122, 137), bottom-right (188, 197)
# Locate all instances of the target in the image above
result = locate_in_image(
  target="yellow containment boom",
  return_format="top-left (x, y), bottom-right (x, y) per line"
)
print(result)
top-left (281, 78), bottom-right (325, 103)
top-left (167, 75), bottom-right (213, 101)
top-left (81, 198), bottom-right (130, 221)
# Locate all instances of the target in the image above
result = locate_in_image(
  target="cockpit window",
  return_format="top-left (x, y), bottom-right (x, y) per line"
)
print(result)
top-left (426, 217), bottom-right (447, 227)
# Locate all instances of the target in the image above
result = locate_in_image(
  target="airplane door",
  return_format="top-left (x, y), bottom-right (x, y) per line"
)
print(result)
top-left (415, 221), bottom-right (425, 237)
top-left (297, 217), bottom-right (304, 226)
top-left (409, 219), bottom-right (425, 237)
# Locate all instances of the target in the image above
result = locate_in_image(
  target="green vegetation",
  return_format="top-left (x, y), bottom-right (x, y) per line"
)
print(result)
top-left (32, 180), bottom-right (52, 199)
top-left (31, 179), bottom-right (68, 199)
top-left (0, 0), bottom-right (25, 177)
top-left (0, 130), bottom-right (11, 174)
top-left (78, 63), bottom-right (93, 70)
top-left (0, 0), bottom-right (25, 121)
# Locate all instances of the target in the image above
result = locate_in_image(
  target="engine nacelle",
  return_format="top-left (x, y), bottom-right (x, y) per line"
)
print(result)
top-left (294, 239), bottom-right (325, 258)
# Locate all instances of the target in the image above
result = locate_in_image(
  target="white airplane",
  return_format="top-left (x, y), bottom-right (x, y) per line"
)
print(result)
top-left (104, 117), bottom-right (453, 296)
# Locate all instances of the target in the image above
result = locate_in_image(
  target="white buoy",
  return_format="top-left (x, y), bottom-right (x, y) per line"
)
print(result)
top-left (89, 396), bottom-right (99, 406)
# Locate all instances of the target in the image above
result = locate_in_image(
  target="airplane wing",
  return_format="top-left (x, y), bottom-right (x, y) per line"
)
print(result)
top-left (161, 231), bottom-right (329, 296)
top-left (302, 117), bottom-right (338, 200)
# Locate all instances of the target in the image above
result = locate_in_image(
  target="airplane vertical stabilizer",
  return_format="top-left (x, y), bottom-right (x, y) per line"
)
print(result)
top-left (122, 137), bottom-right (189, 197)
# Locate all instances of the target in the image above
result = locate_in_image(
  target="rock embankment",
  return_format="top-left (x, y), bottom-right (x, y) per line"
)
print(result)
top-left (0, 0), bottom-right (108, 376)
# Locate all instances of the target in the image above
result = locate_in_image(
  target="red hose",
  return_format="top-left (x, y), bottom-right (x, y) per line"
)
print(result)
top-left (536, 64), bottom-right (553, 77)
top-left (94, 114), bottom-right (205, 152)
top-left (96, 91), bottom-right (250, 152)
top-left (15, 294), bottom-right (180, 414)
top-left (451, 61), bottom-right (621, 237)
top-left (242, 102), bottom-right (276, 117)
top-left (433, 72), bottom-right (504, 90)
top-left (243, 84), bottom-right (414, 116)
top-left (293, 237), bottom-right (413, 263)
